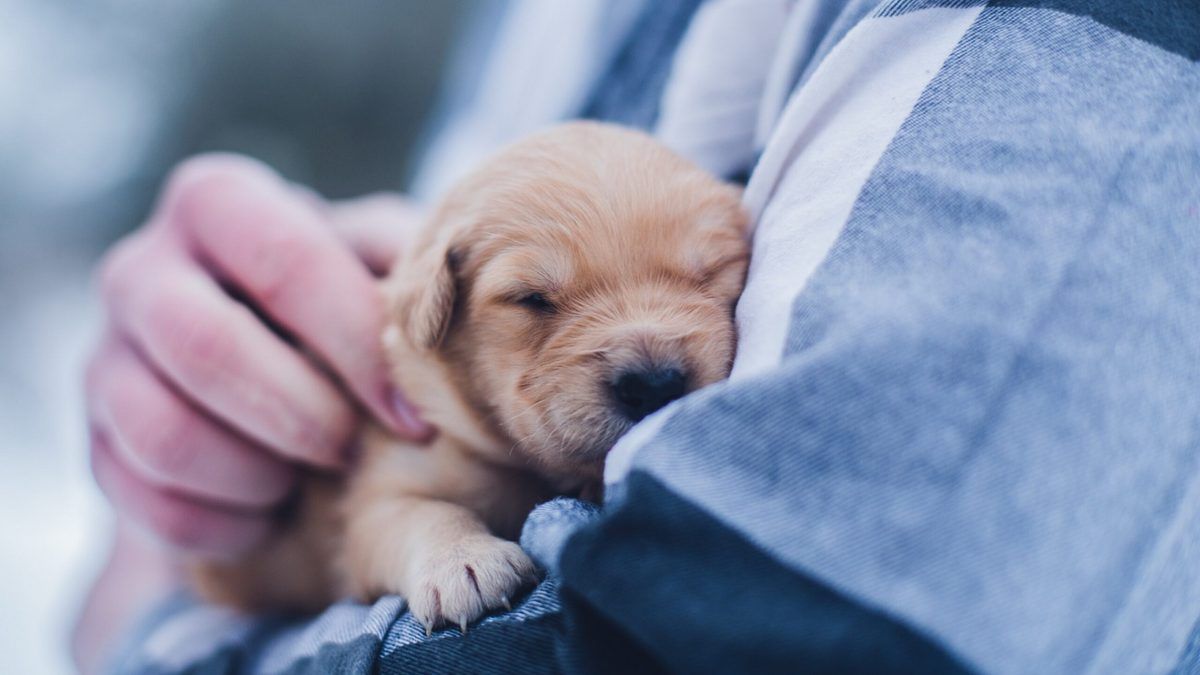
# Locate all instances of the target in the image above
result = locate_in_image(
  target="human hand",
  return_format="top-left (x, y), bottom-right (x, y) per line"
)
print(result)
top-left (85, 154), bottom-right (432, 558)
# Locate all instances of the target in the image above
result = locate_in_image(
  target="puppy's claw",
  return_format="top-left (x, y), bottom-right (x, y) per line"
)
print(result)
top-left (423, 621), bottom-right (433, 638)
top-left (458, 616), bottom-right (469, 634)
top-left (501, 596), bottom-right (512, 611)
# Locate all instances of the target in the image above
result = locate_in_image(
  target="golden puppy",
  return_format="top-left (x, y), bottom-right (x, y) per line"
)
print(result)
top-left (194, 122), bottom-right (749, 633)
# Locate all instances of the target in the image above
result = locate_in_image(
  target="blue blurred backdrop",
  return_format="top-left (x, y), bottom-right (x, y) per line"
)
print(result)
top-left (0, 2), bottom-right (469, 671)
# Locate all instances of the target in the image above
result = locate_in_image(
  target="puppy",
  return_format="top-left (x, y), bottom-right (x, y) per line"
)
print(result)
top-left (194, 122), bottom-right (749, 633)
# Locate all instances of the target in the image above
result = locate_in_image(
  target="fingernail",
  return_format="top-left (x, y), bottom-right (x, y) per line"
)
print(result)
top-left (389, 386), bottom-right (433, 438)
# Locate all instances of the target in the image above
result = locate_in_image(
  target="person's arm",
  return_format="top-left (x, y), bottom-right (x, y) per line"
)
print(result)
top-left (72, 155), bottom-right (432, 673)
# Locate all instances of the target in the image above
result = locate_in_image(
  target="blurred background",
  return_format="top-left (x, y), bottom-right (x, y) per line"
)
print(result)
top-left (0, 1), bottom-right (473, 671)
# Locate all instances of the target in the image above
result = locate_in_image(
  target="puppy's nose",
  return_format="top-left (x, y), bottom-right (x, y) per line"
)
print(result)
top-left (611, 367), bottom-right (687, 422)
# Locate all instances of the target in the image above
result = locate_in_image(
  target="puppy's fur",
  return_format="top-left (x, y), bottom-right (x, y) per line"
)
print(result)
top-left (194, 122), bottom-right (749, 632)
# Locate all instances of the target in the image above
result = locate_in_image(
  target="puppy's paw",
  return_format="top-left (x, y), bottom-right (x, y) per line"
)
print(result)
top-left (407, 535), bottom-right (537, 635)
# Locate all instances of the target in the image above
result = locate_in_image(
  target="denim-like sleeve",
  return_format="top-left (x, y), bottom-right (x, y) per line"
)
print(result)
top-left (576, 1), bottom-right (1200, 673)
top-left (111, 496), bottom-right (963, 675)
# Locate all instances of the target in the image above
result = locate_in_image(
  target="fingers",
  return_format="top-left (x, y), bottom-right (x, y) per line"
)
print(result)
top-left (160, 156), bottom-right (431, 440)
top-left (86, 335), bottom-right (295, 508)
top-left (90, 429), bottom-right (273, 559)
top-left (99, 230), bottom-right (358, 469)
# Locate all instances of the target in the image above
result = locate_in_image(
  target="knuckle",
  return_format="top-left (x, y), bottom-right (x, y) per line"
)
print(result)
top-left (164, 154), bottom-right (273, 231)
top-left (101, 372), bottom-right (196, 479)
top-left (131, 408), bottom-right (197, 480)
top-left (178, 318), bottom-right (237, 376)
top-left (147, 299), bottom-right (238, 384)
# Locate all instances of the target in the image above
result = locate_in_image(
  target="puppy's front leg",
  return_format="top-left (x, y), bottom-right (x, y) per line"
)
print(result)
top-left (343, 495), bottom-right (537, 633)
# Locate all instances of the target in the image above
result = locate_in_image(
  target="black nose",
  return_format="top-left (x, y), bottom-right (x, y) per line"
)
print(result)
top-left (611, 367), bottom-right (688, 422)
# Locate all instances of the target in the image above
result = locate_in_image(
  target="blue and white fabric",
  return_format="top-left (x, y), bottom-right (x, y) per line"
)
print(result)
top-left (110, 1), bottom-right (1200, 673)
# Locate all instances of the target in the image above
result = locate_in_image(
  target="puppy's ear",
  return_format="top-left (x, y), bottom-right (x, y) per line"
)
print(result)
top-left (388, 241), bottom-right (462, 351)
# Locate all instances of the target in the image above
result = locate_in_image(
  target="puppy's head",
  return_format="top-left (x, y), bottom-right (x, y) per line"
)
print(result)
top-left (389, 123), bottom-right (748, 480)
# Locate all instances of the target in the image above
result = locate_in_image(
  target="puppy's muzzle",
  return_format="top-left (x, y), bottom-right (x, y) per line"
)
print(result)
top-left (610, 366), bottom-right (687, 422)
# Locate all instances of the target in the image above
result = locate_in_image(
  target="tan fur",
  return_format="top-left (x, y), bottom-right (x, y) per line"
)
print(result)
top-left (192, 122), bottom-right (749, 631)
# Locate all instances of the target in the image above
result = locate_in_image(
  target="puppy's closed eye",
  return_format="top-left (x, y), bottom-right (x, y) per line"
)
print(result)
top-left (514, 291), bottom-right (556, 314)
